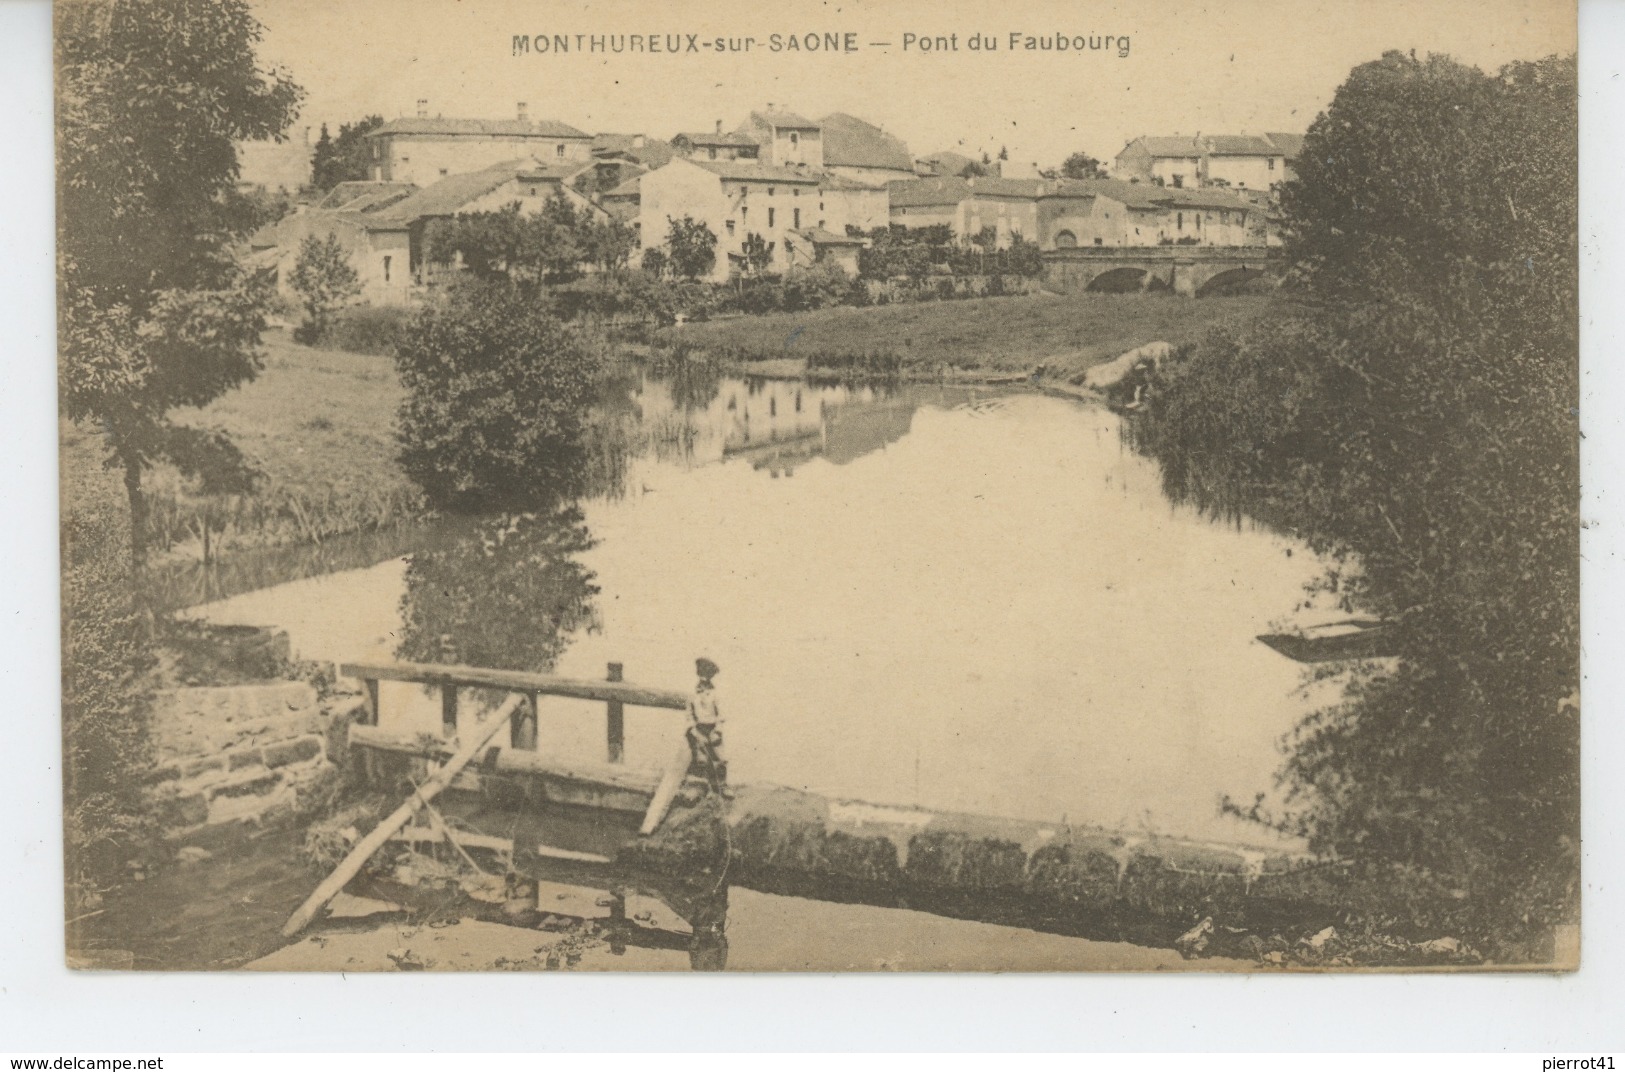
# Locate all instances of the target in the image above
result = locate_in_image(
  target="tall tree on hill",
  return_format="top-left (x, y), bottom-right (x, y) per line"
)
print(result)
top-left (57, 0), bottom-right (303, 570)
top-left (310, 115), bottom-right (384, 191)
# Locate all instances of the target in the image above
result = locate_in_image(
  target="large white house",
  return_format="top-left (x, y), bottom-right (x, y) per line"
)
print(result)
top-left (364, 103), bottom-right (593, 186)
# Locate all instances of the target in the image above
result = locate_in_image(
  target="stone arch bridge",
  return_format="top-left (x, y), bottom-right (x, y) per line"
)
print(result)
top-left (1043, 246), bottom-right (1284, 297)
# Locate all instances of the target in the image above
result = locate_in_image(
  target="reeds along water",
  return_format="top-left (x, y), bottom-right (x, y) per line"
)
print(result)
top-left (145, 478), bottom-right (427, 564)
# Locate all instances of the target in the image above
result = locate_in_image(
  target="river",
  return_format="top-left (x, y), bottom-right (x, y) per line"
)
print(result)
top-left (179, 371), bottom-right (1325, 848)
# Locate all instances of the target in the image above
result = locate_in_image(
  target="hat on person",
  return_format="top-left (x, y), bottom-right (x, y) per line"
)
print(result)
top-left (695, 657), bottom-right (720, 678)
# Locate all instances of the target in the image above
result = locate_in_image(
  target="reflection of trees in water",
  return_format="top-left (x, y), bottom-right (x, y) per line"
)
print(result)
top-left (395, 507), bottom-right (600, 672)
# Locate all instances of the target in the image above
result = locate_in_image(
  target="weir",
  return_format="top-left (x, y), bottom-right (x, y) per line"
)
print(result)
top-left (301, 659), bottom-right (1357, 954)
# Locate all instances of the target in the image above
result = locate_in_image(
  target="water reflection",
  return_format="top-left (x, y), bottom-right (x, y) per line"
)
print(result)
top-left (394, 508), bottom-right (600, 672)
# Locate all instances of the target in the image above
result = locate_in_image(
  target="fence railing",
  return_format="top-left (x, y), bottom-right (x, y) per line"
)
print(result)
top-left (340, 659), bottom-right (688, 764)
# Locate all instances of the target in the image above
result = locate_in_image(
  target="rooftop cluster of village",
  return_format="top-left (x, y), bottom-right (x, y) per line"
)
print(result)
top-left (243, 103), bottom-right (1303, 302)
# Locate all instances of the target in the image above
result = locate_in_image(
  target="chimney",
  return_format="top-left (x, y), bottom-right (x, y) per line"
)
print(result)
top-left (517, 101), bottom-right (528, 122)
top-left (715, 119), bottom-right (722, 134)
top-left (416, 99), bottom-right (428, 119)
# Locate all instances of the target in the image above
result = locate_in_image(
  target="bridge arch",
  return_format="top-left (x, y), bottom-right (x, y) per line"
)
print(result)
top-left (1086, 266), bottom-right (1151, 293)
top-left (1195, 266), bottom-right (1268, 296)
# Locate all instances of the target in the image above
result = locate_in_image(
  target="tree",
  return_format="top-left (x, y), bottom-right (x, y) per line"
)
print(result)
top-left (1060, 152), bottom-right (1108, 180)
top-left (665, 215), bottom-right (718, 281)
top-left (310, 115), bottom-right (384, 191)
top-left (1135, 51), bottom-right (1578, 955)
top-left (57, 0), bottom-right (304, 569)
top-left (425, 196), bottom-right (602, 285)
top-left (395, 283), bottom-right (604, 512)
top-left (740, 232), bottom-right (774, 276)
top-left (959, 160), bottom-right (989, 178)
top-left (641, 246), bottom-right (671, 279)
top-left (288, 233), bottom-right (361, 341)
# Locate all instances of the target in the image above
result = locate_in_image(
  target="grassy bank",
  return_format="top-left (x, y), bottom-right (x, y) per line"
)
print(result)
top-left (142, 330), bottom-right (424, 564)
top-left (656, 291), bottom-right (1291, 381)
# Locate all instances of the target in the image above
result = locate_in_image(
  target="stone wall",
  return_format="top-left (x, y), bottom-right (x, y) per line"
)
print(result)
top-left (146, 681), bottom-right (363, 840)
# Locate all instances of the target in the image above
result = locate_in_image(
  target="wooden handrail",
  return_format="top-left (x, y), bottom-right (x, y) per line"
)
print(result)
top-left (339, 660), bottom-right (689, 711)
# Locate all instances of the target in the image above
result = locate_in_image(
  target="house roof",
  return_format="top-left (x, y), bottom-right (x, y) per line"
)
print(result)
top-left (750, 109), bottom-right (820, 130)
top-left (917, 150), bottom-right (979, 176)
top-left (674, 130), bottom-right (760, 148)
top-left (888, 176), bottom-right (973, 207)
top-left (819, 113), bottom-right (913, 172)
top-left (965, 176), bottom-right (1047, 199)
top-left (1203, 134), bottom-right (1281, 156)
top-left (1265, 132), bottom-right (1305, 159)
top-left (684, 159), bottom-right (821, 184)
top-left (1040, 177), bottom-right (1256, 212)
top-left (818, 171), bottom-right (883, 192)
top-left (602, 175), bottom-right (642, 199)
top-left (1126, 136), bottom-right (1204, 159)
top-left (367, 116), bottom-right (591, 140)
top-left (1160, 186), bottom-right (1258, 211)
top-left (312, 181), bottom-right (417, 212)
top-left (367, 161), bottom-right (534, 223)
top-left (795, 227), bottom-right (864, 246)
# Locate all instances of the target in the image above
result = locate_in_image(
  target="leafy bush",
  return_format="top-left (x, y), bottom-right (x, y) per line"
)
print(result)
top-left (288, 232), bottom-right (361, 342)
top-left (320, 303), bottom-right (411, 356)
top-left (395, 282), bottom-right (605, 511)
top-left (61, 479), bottom-right (156, 898)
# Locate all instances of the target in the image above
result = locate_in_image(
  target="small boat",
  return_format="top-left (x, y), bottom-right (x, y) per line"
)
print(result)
top-left (1257, 617), bottom-right (1397, 663)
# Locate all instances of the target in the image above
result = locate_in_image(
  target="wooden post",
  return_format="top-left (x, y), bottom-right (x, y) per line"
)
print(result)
top-left (363, 678), bottom-right (380, 727)
top-left (512, 691), bottom-right (538, 749)
top-left (606, 662), bottom-right (624, 764)
top-left (441, 684), bottom-right (458, 738)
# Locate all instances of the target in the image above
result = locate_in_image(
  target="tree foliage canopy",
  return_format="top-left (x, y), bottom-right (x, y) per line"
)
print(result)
top-left (1135, 51), bottom-right (1578, 953)
top-left (665, 216), bottom-right (719, 281)
top-left (288, 233), bottom-right (361, 339)
top-left (425, 196), bottom-right (635, 284)
top-left (57, 0), bottom-right (302, 562)
top-left (310, 115), bottom-right (383, 191)
top-left (394, 284), bottom-right (605, 512)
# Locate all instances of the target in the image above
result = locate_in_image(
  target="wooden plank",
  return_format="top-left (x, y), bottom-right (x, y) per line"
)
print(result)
top-left (533, 844), bottom-right (614, 865)
top-left (389, 829), bottom-right (514, 854)
top-left (281, 693), bottom-right (524, 938)
top-left (640, 738), bottom-right (699, 836)
top-left (350, 724), bottom-right (663, 793)
top-left (339, 660), bottom-right (687, 710)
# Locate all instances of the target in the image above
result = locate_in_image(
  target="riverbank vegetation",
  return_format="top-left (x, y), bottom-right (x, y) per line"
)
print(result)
top-left (655, 291), bottom-right (1289, 380)
top-left (1132, 51), bottom-right (1578, 958)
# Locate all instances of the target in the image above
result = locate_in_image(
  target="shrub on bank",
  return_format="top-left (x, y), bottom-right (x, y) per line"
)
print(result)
top-left (61, 480), bottom-right (157, 900)
top-left (395, 282), bottom-right (605, 511)
top-left (319, 304), bottom-right (412, 356)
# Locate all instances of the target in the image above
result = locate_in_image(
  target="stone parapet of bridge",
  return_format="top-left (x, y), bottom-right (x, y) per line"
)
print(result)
top-left (1043, 246), bottom-right (1284, 297)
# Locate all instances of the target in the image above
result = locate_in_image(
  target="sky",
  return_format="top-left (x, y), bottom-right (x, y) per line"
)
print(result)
top-left (254, 0), bottom-right (1574, 170)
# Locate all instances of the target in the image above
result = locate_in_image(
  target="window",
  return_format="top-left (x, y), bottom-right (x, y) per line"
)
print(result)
top-left (767, 187), bottom-right (775, 196)
top-left (793, 187), bottom-right (799, 197)
top-left (789, 132), bottom-right (799, 147)
top-left (1094, 237), bottom-right (1104, 246)
top-left (819, 219), bottom-right (825, 229)
top-left (768, 207), bottom-right (776, 227)
top-left (793, 208), bottom-right (800, 228)
top-left (440, 168), bottom-right (449, 177)
top-left (556, 144), bottom-right (565, 158)
top-left (709, 147), bottom-right (717, 160)
top-left (1177, 212), bottom-right (1184, 229)
top-left (1171, 174), bottom-right (1183, 188)
top-left (1054, 230), bottom-right (1077, 248)
top-left (726, 220), bottom-right (735, 236)
top-left (1268, 158), bottom-right (1276, 171)
top-left (383, 255), bottom-right (392, 283)
top-left (529, 186), bottom-right (537, 196)
top-left (741, 206), bottom-right (748, 222)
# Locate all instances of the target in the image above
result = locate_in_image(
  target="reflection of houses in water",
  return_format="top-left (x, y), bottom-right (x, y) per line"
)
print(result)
top-left (718, 378), bottom-right (920, 475)
top-left (622, 374), bottom-right (914, 474)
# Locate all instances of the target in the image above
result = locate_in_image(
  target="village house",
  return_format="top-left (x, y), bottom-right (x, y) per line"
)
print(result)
top-left (671, 123), bottom-right (761, 162)
top-left (1036, 178), bottom-right (1267, 249)
top-left (256, 158), bottom-right (607, 304)
top-left (914, 150), bottom-right (982, 178)
top-left (1112, 132), bottom-right (1303, 193)
top-left (887, 175), bottom-right (1044, 248)
top-left (639, 157), bottom-right (881, 281)
top-left (738, 108), bottom-right (825, 168)
top-left (818, 113), bottom-right (918, 188)
top-left (364, 102), bottom-right (592, 186)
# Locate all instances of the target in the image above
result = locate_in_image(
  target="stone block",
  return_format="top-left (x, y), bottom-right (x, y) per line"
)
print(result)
top-left (263, 735), bottom-right (324, 769)
top-left (208, 767), bottom-right (281, 800)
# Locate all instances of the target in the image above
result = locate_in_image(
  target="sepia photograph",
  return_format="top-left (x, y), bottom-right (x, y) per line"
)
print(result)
top-left (53, 0), bottom-right (1581, 975)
